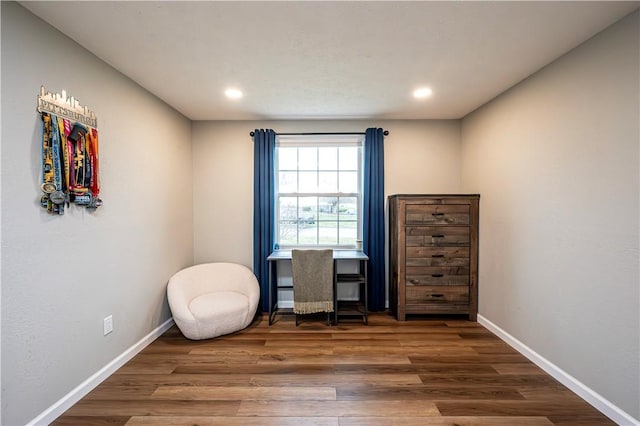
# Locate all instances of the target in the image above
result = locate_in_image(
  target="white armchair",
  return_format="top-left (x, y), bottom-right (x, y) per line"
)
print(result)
top-left (167, 262), bottom-right (260, 340)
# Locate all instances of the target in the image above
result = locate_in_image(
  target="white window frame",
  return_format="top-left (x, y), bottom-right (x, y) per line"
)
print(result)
top-left (275, 134), bottom-right (364, 249)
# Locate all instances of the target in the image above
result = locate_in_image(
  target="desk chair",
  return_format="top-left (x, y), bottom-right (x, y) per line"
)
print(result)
top-left (291, 249), bottom-right (335, 326)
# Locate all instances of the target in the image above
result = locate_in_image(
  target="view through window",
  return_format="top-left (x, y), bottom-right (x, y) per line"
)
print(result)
top-left (276, 134), bottom-right (363, 248)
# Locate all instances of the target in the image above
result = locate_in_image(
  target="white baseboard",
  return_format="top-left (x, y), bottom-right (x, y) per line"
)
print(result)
top-left (478, 314), bottom-right (639, 426)
top-left (27, 318), bottom-right (175, 426)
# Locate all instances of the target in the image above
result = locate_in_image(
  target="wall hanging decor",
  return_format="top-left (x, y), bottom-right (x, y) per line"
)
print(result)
top-left (37, 86), bottom-right (102, 215)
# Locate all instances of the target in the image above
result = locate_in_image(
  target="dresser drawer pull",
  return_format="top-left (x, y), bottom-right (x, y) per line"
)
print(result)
top-left (431, 274), bottom-right (444, 278)
top-left (431, 293), bottom-right (444, 298)
top-left (432, 213), bottom-right (445, 217)
top-left (431, 254), bottom-right (445, 258)
top-left (432, 234), bottom-right (445, 238)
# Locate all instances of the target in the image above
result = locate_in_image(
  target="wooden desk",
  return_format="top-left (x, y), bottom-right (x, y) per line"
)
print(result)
top-left (267, 250), bottom-right (369, 325)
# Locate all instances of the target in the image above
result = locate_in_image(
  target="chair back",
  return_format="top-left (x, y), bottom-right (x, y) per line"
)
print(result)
top-left (291, 249), bottom-right (334, 314)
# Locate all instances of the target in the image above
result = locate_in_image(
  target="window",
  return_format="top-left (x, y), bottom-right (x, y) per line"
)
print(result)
top-left (275, 134), bottom-right (364, 248)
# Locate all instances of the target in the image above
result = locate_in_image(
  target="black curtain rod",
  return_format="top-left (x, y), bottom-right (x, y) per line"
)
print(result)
top-left (249, 130), bottom-right (389, 137)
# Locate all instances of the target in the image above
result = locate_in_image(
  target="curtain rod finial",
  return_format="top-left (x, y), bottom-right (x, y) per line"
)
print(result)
top-left (383, 130), bottom-right (389, 136)
top-left (250, 131), bottom-right (255, 137)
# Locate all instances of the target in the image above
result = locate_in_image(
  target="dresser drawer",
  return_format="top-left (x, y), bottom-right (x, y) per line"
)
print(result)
top-left (406, 247), bottom-right (469, 267)
top-left (407, 246), bottom-right (470, 258)
top-left (406, 204), bottom-right (469, 225)
top-left (406, 265), bottom-right (469, 276)
top-left (406, 257), bottom-right (469, 268)
top-left (406, 226), bottom-right (469, 246)
top-left (406, 285), bottom-right (469, 304)
top-left (406, 272), bottom-right (469, 286)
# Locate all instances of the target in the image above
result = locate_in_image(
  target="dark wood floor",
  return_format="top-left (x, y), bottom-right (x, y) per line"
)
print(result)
top-left (52, 312), bottom-right (615, 426)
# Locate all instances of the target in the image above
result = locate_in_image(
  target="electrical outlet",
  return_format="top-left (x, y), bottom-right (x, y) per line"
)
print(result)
top-left (103, 315), bottom-right (113, 335)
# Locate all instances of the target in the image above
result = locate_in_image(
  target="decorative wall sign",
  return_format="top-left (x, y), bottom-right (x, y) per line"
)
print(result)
top-left (37, 86), bottom-right (102, 215)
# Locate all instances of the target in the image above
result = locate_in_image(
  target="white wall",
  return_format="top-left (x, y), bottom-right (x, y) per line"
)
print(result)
top-left (461, 11), bottom-right (639, 420)
top-left (1, 3), bottom-right (194, 425)
top-left (192, 119), bottom-right (462, 268)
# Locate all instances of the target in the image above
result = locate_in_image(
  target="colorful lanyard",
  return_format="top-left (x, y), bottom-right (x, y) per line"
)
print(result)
top-left (40, 113), bottom-right (102, 214)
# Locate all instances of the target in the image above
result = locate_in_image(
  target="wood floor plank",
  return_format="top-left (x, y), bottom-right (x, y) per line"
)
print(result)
top-left (334, 363), bottom-right (500, 375)
top-left (113, 364), bottom-right (176, 375)
top-left (472, 344), bottom-right (520, 354)
top-left (333, 345), bottom-right (478, 355)
top-left (248, 373), bottom-right (423, 386)
top-left (257, 353), bottom-right (411, 364)
top-left (60, 400), bottom-right (239, 417)
top-left (125, 353), bottom-right (261, 364)
top-left (125, 416), bottom-right (340, 426)
top-left (151, 385), bottom-right (337, 400)
top-left (265, 338), bottom-right (401, 347)
top-left (189, 346), bottom-right (334, 356)
top-left (337, 416), bottom-right (554, 426)
top-left (51, 416), bottom-right (130, 426)
top-left (237, 400), bottom-right (440, 417)
top-left (173, 363), bottom-right (336, 374)
top-left (399, 339), bottom-right (503, 347)
top-left (51, 313), bottom-right (616, 426)
top-left (435, 400), bottom-right (606, 417)
top-left (419, 374), bottom-right (558, 387)
top-left (102, 373), bottom-right (253, 387)
top-left (492, 363), bottom-right (547, 375)
top-left (83, 385), bottom-right (158, 400)
top-left (409, 354), bottom-right (530, 364)
top-left (517, 387), bottom-right (585, 401)
top-left (546, 416), bottom-right (616, 425)
top-left (335, 384), bottom-right (525, 401)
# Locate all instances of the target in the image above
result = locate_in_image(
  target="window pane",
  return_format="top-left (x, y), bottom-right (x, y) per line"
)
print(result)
top-left (339, 222), bottom-right (357, 245)
top-left (338, 197), bottom-right (358, 220)
top-left (298, 197), bottom-right (317, 225)
top-left (319, 221), bottom-right (338, 245)
top-left (279, 196), bottom-right (298, 245)
top-left (339, 171), bottom-right (358, 193)
top-left (319, 197), bottom-right (338, 220)
top-left (339, 146), bottom-right (358, 170)
top-left (318, 147), bottom-right (337, 170)
top-left (299, 171), bottom-right (317, 192)
top-left (318, 171), bottom-right (337, 192)
top-left (279, 221), bottom-right (298, 245)
top-left (279, 171), bottom-right (297, 193)
top-left (280, 197), bottom-right (297, 221)
top-left (279, 147), bottom-right (298, 170)
top-left (298, 147), bottom-right (317, 170)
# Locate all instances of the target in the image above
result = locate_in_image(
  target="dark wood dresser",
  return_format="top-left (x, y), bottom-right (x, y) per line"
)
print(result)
top-left (389, 194), bottom-right (479, 321)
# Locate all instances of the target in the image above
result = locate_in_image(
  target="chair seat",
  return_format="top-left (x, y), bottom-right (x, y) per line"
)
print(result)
top-left (190, 291), bottom-right (250, 335)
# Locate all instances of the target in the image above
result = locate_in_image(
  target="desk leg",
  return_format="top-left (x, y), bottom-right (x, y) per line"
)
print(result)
top-left (333, 259), bottom-right (338, 326)
top-left (363, 259), bottom-right (368, 325)
top-left (268, 260), bottom-right (275, 326)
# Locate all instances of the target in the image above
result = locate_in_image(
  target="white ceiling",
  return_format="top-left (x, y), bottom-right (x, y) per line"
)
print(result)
top-left (22, 1), bottom-right (639, 121)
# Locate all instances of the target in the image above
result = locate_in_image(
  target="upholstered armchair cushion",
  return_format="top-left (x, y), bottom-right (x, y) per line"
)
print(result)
top-left (167, 262), bottom-right (260, 340)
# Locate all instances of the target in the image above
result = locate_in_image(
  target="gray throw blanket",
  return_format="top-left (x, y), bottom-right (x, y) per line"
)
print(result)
top-left (291, 249), bottom-right (334, 314)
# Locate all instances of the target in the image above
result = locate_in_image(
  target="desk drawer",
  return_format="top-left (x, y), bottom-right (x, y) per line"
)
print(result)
top-left (406, 204), bottom-right (469, 225)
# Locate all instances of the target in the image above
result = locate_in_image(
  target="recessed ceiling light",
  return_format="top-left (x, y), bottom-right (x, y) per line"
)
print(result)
top-left (413, 87), bottom-right (433, 99)
top-left (224, 88), bottom-right (243, 99)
